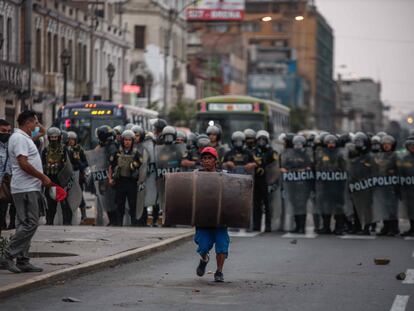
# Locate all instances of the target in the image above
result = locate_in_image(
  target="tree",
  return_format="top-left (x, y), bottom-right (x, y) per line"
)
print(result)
top-left (168, 101), bottom-right (196, 128)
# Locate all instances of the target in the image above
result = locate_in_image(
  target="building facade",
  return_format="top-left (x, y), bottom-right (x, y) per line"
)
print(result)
top-left (120, 0), bottom-right (195, 113)
top-left (243, 0), bottom-right (335, 131)
top-left (0, 0), bottom-right (28, 127)
top-left (336, 77), bottom-right (384, 133)
top-left (30, 0), bottom-right (129, 127)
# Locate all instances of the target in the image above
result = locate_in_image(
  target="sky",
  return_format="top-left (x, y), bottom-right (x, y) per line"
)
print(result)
top-left (315, 0), bottom-right (414, 121)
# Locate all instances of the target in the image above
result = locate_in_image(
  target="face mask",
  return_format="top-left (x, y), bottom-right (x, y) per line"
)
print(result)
top-left (31, 126), bottom-right (40, 137)
top-left (234, 140), bottom-right (244, 148)
top-left (294, 144), bottom-right (304, 150)
top-left (164, 135), bottom-right (174, 144)
top-left (257, 138), bottom-right (267, 147)
top-left (0, 133), bottom-right (11, 143)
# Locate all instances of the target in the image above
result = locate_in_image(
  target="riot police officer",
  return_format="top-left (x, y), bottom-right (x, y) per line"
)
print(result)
top-left (314, 135), bottom-right (347, 235)
top-left (131, 125), bottom-right (145, 147)
top-left (67, 131), bottom-right (88, 221)
top-left (181, 134), bottom-right (210, 171)
top-left (399, 135), bottom-right (414, 236)
top-left (113, 125), bottom-right (124, 148)
top-left (108, 130), bottom-right (142, 226)
top-left (95, 125), bottom-right (119, 225)
top-left (152, 118), bottom-right (168, 145)
top-left (176, 131), bottom-right (187, 144)
top-left (370, 135), bottom-right (381, 154)
top-left (281, 135), bottom-right (313, 234)
top-left (42, 127), bottom-right (71, 225)
top-left (206, 125), bottom-right (226, 164)
top-left (252, 130), bottom-right (278, 232)
top-left (244, 129), bottom-right (257, 153)
top-left (223, 131), bottom-right (256, 175)
top-left (374, 135), bottom-right (399, 236)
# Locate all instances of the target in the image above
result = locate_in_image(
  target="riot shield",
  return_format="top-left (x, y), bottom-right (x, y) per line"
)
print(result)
top-left (314, 149), bottom-right (347, 216)
top-left (371, 152), bottom-right (399, 222)
top-left (85, 148), bottom-right (116, 226)
top-left (155, 144), bottom-right (185, 211)
top-left (135, 144), bottom-right (149, 220)
top-left (398, 152), bottom-right (414, 220)
top-left (143, 140), bottom-right (157, 207)
top-left (347, 153), bottom-right (373, 227)
top-left (164, 171), bottom-right (253, 228)
top-left (57, 157), bottom-right (74, 188)
top-left (265, 160), bottom-right (282, 231)
top-left (281, 149), bottom-right (313, 216)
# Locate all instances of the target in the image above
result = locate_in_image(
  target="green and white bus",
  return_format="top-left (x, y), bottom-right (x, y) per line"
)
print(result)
top-left (195, 95), bottom-right (290, 144)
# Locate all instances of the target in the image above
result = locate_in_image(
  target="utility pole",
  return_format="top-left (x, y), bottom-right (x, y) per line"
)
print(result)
top-left (24, 0), bottom-right (33, 110)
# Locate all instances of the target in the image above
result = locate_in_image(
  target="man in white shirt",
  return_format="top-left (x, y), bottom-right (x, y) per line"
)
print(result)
top-left (0, 111), bottom-right (52, 273)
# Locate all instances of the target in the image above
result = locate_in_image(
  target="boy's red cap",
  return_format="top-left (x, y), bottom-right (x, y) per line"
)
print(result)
top-left (201, 147), bottom-right (218, 159)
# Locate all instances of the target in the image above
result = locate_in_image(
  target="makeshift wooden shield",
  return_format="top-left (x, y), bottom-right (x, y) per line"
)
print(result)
top-left (164, 171), bottom-right (253, 228)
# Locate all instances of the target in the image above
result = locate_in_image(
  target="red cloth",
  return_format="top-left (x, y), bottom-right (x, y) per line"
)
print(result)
top-left (49, 183), bottom-right (67, 202)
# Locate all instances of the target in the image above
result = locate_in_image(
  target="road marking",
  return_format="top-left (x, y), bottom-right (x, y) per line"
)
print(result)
top-left (405, 237), bottom-right (414, 241)
top-left (403, 270), bottom-right (414, 284)
top-left (340, 235), bottom-right (377, 240)
top-left (229, 231), bottom-right (261, 238)
top-left (390, 295), bottom-right (409, 311)
top-left (282, 232), bottom-right (318, 239)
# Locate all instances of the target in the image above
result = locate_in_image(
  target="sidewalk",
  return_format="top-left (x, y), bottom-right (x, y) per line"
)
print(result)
top-left (0, 225), bottom-right (193, 299)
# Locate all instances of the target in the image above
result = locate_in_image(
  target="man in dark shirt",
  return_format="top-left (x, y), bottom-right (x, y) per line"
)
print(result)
top-left (223, 131), bottom-right (256, 175)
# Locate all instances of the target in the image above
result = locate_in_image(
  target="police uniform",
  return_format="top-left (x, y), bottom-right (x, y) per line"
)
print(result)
top-left (223, 148), bottom-right (254, 174)
top-left (182, 147), bottom-right (202, 171)
top-left (252, 146), bottom-right (278, 231)
top-left (42, 143), bottom-right (71, 225)
top-left (67, 143), bottom-right (88, 220)
top-left (110, 147), bottom-right (142, 226)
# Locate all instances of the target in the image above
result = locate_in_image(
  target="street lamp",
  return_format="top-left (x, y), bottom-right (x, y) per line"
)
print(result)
top-left (295, 15), bottom-right (304, 21)
top-left (106, 63), bottom-right (115, 102)
top-left (60, 48), bottom-right (72, 106)
top-left (261, 16), bottom-right (272, 22)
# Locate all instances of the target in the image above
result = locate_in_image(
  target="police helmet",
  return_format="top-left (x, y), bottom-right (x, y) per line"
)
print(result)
top-left (67, 131), bottom-right (77, 141)
top-left (278, 133), bottom-right (287, 144)
top-left (61, 130), bottom-right (69, 145)
top-left (125, 123), bottom-right (134, 130)
top-left (323, 134), bottom-right (338, 146)
top-left (113, 125), bottom-right (124, 135)
top-left (338, 133), bottom-right (351, 147)
top-left (196, 134), bottom-right (210, 149)
top-left (162, 126), bottom-right (177, 144)
top-left (405, 135), bottom-right (414, 150)
top-left (292, 135), bottom-right (306, 149)
top-left (187, 132), bottom-right (197, 147)
top-left (176, 131), bottom-right (187, 143)
top-left (376, 131), bottom-right (387, 138)
top-left (353, 132), bottom-right (369, 150)
top-left (96, 125), bottom-right (113, 143)
top-left (371, 135), bottom-right (381, 144)
top-left (131, 125), bottom-right (145, 139)
top-left (244, 129), bottom-right (256, 140)
top-left (256, 130), bottom-right (270, 147)
top-left (381, 135), bottom-right (395, 145)
top-left (47, 127), bottom-right (61, 138)
top-left (231, 131), bottom-right (246, 148)
top-left (152, 118), bottom-right (168, 132)
top-left (121, 129), bottom-right (135, 140)
top-left (206, 125), bottom-right (221, 140)
top-left (285, 133), bottom-right (295, 148)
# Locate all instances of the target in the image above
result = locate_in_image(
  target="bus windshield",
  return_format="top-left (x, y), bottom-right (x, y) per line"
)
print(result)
top-left (60, 117), bottom-right (123, 150)
top-left (196, 114), bottom-right (265, 144)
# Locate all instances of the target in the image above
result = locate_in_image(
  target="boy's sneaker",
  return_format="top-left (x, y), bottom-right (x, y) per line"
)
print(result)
top-left (196, 255), bottom-right (209, 277)
top-left (214, 271), bottom-right (224, 282)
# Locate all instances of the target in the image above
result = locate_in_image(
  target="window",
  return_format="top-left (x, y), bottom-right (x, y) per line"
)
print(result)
top-left (35, 29), bottom-right (41, 71)
top-left (82, 44), bottom-right (87, 80)
top-left (47, 32), bottom-right (52, 72)
top-left (60, 37), bottom-right (65, 72)
top-left (6, 18), bottom-right (11, 61)
top-left (242, 22), bottom-right (260, 32)
top-left (76, 42), bottom-right (82, 80)
top-left (53, 34), bottom-right (58, 72)
top-left (134, 25), bottom-right (145, 49)
top-left (0, 16), bottom-right (4, 60)
top-left (68, 40), bottom-right (73, 79)
top-left (272, 22), bottom-right (285, 32)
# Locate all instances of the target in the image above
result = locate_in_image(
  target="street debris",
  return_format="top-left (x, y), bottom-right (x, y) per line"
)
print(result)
top-left (396, 272), bottom-right (406, 280)
top-left (374, 258), bottom-right (390, 265)
top-left (290, 239), bottom-right (297, 245)
top-left (62, 297), bottom-right (82, 303)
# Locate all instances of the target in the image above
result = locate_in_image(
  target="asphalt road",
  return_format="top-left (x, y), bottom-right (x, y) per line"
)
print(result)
top-left (0, 233), bottom-right (413, 311)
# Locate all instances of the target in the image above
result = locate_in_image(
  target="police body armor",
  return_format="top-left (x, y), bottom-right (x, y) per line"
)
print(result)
top-left (314, 148), bottom-right (347, 216)
top-left (371, 151), bottom-right (399, 222)
top-left (225, 149), bottom-right (253, 175)
top-left (114, 151), bottom-right (136, 179)
top-left (182, 147), bottom-right (202, 172)
top-left (347, 152), bottom-right (373, 227)
top-left (281, 148), bottom-right (313, 216)
top-left (398, 152), bottom-right (414, 220)
top-left (44, 145), bottom-right (66, 178)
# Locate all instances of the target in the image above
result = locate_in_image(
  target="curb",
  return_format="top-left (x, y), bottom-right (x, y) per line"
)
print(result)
top-left (0, 230), bottom-right (194, 300)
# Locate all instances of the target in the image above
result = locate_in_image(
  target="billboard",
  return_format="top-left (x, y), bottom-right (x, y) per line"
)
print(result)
top-left (186, 0), bottom-right (245, 21)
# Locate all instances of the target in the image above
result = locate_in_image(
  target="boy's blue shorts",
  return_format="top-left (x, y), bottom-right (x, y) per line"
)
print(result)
top-left (194, 227), bottom-right (230, 256)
